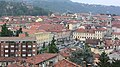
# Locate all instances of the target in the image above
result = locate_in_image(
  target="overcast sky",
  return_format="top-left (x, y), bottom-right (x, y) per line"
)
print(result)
top-left (71, 0), bottom-right (120, 6)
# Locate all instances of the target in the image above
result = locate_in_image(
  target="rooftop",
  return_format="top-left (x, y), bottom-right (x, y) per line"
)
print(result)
top-left (54, 59), bottom-right (81, 67)
top-left (7, 63), bottom-right (24, 67)
top-left (0, 37), bottom-right (36, 41)
top-left (26, 53), bottom-right (58, 65)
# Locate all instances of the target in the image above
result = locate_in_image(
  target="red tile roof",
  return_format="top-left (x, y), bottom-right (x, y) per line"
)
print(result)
top-left (112, 21), bottom-right (120, 28)
top-left (86, 39), bottom-right (100, 45)
top-left (0, 57), bottom-right (25, 62)
top-left (114, 40), bottom-right (120, 46)
top-left (7, 63), bottom-right (24, 67)
top-left (60, 48), bottom-right (72, 57)
top-left (26, 53), bottom-right (57, 65)
top-left (112, 32), bottom-right (120, 35)
top-left (96, 28), bottom-right (107, 31)
top-left (104, 40), bottom-right (113, 47)
top-left (54, 59), bottom-right (81, 67)
top-left (76, 28), bottom-right (95, 33)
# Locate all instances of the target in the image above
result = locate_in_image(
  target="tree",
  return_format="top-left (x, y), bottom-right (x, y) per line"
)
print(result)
top-left (1, 23), bottom-right (13, 37)
top-left (47, 37), bottom-right (59, 53)
top-left (38, 38), bottom-right (59, 54)
top-left (0, 1), bottom-right (50, 17)
top-left (16, 27), bottom-right (23, 36)
top-left (25, 32), bottom-right (29, 36)
top-left (70, 44), bottom-right (93, 67)
top-left (115, 37), bottom-right (119, 40)
top-left (42, 42), bottom-right (46, 48)
top-left (97, 52), bottom-right (110, 67)
top-left (111, 59), bottom-right (120, 67)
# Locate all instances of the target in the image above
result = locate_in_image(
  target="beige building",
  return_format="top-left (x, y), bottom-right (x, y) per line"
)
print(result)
top-left (68, 20), bottom-right (81, 30)
top-left (73, 28), bottom-right (107, 41)
top-left (68, 22), bottom-right (80, 30)
top-left (52, 30), bottom-right (71, 41)
top-left (30, 32), bottom-right (54, 46)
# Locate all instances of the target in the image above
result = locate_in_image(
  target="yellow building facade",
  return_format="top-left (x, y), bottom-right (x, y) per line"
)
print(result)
top-left (73, 29), bottom-right (107, 41)
top-left (30, 32), bottom-right (54, 45)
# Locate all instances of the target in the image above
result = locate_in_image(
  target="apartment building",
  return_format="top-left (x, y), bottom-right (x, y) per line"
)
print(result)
top-left (0, 37), bottom-right (37, 58)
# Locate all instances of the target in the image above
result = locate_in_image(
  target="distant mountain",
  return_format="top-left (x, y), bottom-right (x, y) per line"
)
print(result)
top-left (0, 1), bottom-right (50, 16)
top-left (1, 0), bottom-right (120, 15)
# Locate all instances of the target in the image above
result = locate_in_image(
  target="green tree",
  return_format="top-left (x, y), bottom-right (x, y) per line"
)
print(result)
top-left (16, 27), bottom-right (23, 36)
top-left (70, 44), bottom-right (93, 67)
top-left (97, 52), bottom-right (110, 67)
top-left (0, 1), bottom-right (50, 17)
top-left (1, 23), bottom-right (13, 37)
top-left (111, 59), bottom-right (120, 67)
top-left (47, 37), bottom-right (59, 53)
top-left (38, 37), bottom-right (59, 54)
top-left (38, 42), bottom-right (47, 54)
top-left (115, 37), bottom-right (119, 40)
top-left (25, 32), bottom-right (29, 36)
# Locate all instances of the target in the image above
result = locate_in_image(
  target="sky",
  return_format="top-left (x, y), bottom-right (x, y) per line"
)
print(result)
top-left (71, 0), bottom-right (120, 6)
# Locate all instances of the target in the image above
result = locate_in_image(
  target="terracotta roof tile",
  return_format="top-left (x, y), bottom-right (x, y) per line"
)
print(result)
top-left (112, 32), bottom-right (120, 35)
top-left (76, 28), bottom-right (95, 33)
top-left (7, 63), bottom-right (24, 67)
top-left (104, 40), bottom-right (113, 47)
top-left (54, 59), bottom-right (81, 67)
top-left (26, 53), bottom-right (57, 65)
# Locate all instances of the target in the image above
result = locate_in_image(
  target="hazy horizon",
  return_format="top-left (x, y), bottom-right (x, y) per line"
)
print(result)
top-left (71, 0), bottom-right (120, 6)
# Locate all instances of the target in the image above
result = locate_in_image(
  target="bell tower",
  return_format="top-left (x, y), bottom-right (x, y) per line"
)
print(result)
top-left (107, 15), bottom-right (112, 27)
top-left (107, 15), bottom-right (112, 37)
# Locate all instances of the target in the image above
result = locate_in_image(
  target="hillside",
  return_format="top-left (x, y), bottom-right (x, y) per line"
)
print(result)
top-left (0, 1), bottom-right (50, 16)
top-left (1, 0), bottom-right (120, 15)
top-left (28, 0), bottom-right (120, 15)
top-left (5, 0), bottom-right (119, 15)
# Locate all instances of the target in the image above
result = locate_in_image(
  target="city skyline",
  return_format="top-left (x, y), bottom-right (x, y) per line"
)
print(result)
top-left (71, 0), bottom-right (120, 6)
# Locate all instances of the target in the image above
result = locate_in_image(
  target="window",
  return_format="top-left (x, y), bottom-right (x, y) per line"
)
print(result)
top-left (11, 50), bottom-right (14, 52)
top-left (32, 49), bottom-right (35, 52)
top-left (28, 54), bottom-right (31, 56)
top-left (22, 54), bottom-right (26, 57)
top-left (33, 45), bottom-right (35, 47)
top-left (5, 50), bottom-right (8, 52)
top-left (11, 45), bottom-right (14, 48)
top-left (5, 45), bottom-right (8, 48)
top-left (22, 45), bottom-right (26, 47)
top-left (5, 54), bottom-right (8, 57)
top-left (28, 45), bottom-right (32, 48)
top-left (22, 50), bottom-right (26, 52)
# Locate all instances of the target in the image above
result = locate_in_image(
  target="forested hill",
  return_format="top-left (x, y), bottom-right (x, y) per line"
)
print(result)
top-left (0, 1), bottom-right (50, 16)
top-left (4, 0), bottom-right (120, 15)
top-left (1, 0), bottom-right (120, 15)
